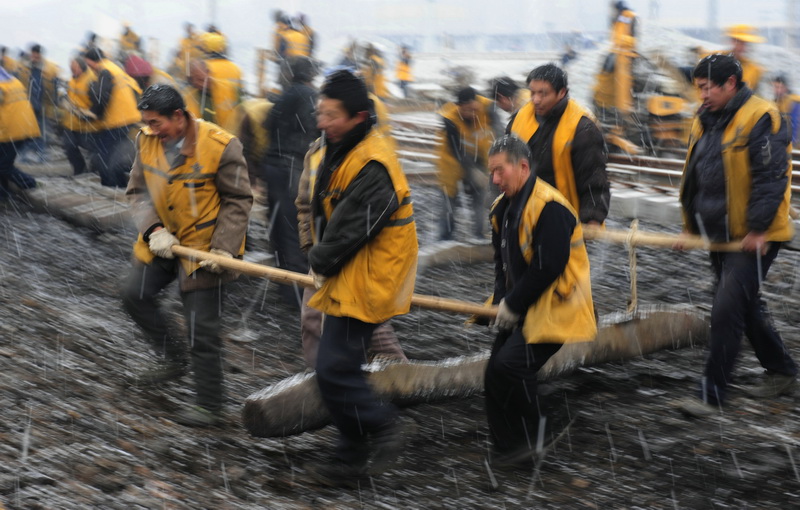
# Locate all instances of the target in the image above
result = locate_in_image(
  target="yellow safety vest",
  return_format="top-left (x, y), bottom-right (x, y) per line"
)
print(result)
top-left (510, 99), bottom-right (593, 213)
top-left (280, 29), bottom-right (311, 57)
top-left (94, 59), bottom-right (142, 130)
top-left (396, 60), bottom-right (413, 82)
top-left (204, 58), bottom-right (243, 132)
top-left (436, 95), bottom-right (495, 197)
top-left (739, 56), bottom-right (763, 92)
top-left (308, 129), bottom-right (418, 323)
top-left (62, 70), bottom-right (102, 133)
top-left (370, 92), bottom-right (396, 152)
top-left (491, 179), bottom-right (596, 345)
top-left (16, 59), bottom-right (60, 121)
top-left (0, 76), bottom-right (41, 142)
top-left (229, 98), bottom-right (273, 163)
top-left (682, 95), bottom-right (793, 242)
top-left (132, 119), bottom-right (244, 276)
top-left (611, 9), bottom-right (636, 49)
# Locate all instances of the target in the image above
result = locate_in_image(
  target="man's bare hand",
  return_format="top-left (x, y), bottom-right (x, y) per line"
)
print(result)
top-left (672, 231), bottom-right (691, 251)
top-left (741, 231), bottom-right (769, 255)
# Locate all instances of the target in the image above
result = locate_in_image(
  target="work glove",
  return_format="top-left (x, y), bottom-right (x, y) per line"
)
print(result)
top-left (310, 269), bottom-right (327, 290)
top-left (148, 229), bottom-right (179, 259)
top-left (495, 299), bottom-right (521, 332)
top-left (199, 248), bottom-right (233, 274)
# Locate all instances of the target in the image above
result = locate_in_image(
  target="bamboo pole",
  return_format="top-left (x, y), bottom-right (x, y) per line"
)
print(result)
top-left (171, 245), bottom-right (498, 318)
top-left (582, 224), bottom-right (742, 252)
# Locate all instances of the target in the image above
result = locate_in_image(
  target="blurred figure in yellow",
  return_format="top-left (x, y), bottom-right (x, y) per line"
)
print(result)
top-left (174, 23), bottom-right (201, 80)
top-left (60, 56), bottom-right (101, 176)
top-left (395, 45), bottom-right (413, 98)
top-left (1, 46), bottom-right (17, 74)
top-left (296, 13), bottom-right (316, 57)
top-left (273, 13), bottom-right (311, 61)
top-left (0, 67), bottom-right (39, 199)
top-left (724, 25), bottom-right (765, 93)
top-left (120, 22), bottom-right (142, 54)
top-left (83, 47), bottom-right (142, 187)
top-left (362, 44), bottom-right (388, 99)
top-left (610, 1), bottom-right (637, 50)
top-left (15, 43), bottom-right (60, 163)
top-left (773, 74), bottom-right (800, 144)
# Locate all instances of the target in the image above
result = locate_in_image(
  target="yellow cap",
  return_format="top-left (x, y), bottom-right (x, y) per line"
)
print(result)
top-left (201, 32), bottom-right (226, 53)
top-left (725, 24), bottom-right (766, 44)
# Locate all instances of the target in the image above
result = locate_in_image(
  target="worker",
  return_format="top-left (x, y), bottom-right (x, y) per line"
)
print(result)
top-left (296, 13), bottom-right (316, 57)
top-left (274, 14), bottom-right (311, 60)
top-left (120, 22), bottom-right (142, 54)
top-left (191, 33), bottom-right (244, 131)
top-left (1, 46), bottom-right (18, 74)
top-left (15, 43), bottom-right (60, 163)
top-left (0, 66), bottom-right (39, 199)
top-left (773, 74), bottom-right (800, 143)
top-left (395, 45), bottom-right (413, 99)
top-left (508, 64), bottom-right (610, 225)
top-left (362, 44), bottom-right (388, 99)
top-left (174, 23), bottom-right (201, 80)
top-left (724, 24), bottom-right (765, 94)
top-left (60, 57), bottom-right (101, 176)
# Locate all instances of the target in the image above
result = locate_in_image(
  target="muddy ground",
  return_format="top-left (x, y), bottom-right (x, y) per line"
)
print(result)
top-left (2, 179), bottom-right (800, 509)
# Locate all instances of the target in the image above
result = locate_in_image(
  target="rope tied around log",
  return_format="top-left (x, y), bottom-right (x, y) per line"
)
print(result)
top-left (625, 219), bottom-right (639, 314)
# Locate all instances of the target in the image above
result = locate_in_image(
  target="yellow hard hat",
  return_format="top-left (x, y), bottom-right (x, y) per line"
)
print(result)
top-left (201, 32), bottom-right (226, 53)
top-left (725, 24), bottom-right (766, 44)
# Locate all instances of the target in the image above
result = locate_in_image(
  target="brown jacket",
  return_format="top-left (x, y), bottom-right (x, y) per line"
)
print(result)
top-left (295, 138), bottom-right (322, 254)
top-left (127, 115), bottom-right (253, 292)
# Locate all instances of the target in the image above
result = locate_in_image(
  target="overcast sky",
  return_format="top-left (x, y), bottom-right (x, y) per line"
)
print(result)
top-left (2, 0), bottom-right (795, 78)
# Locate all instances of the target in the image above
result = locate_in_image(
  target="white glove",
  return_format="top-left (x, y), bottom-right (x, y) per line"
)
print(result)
top-left (311, 270), bottom-right (327, 290)
top-left (199, 248), bottom-right (233, 274)
top-left (148, 229), bottom-right (179, 259)
top-left (495, 299), bottom-right (521, 331)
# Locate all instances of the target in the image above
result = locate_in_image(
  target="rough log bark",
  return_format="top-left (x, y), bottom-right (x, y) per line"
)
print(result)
top-left (242, 305), bottom-right (709, 438)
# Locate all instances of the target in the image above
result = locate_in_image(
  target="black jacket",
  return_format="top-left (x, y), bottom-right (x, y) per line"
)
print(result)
top-left (263, 82), bottom-right (319, 170)
top-left (308, 118), bottom-right (400, 276)
top-left (682, 86), bottom-right (790, 241)
top-left (506, 97), bottom-right (610, 224)
top-left (490, 175), bottom-right (576, 314)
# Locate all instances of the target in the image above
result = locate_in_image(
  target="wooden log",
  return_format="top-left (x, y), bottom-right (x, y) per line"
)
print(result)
top-left (242, 304), bottom-right (709, 438)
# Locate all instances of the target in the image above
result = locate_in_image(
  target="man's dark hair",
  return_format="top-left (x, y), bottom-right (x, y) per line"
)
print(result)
top-left (281, 56), bottom-right (318, 84)
top-left (692, 53), bottom-right (743, 89)
top-left (137, 84), bottom-right (186, 116)
top-left (73, 56), bottom-right (88, 72)
top-left (456, 87), bottom-right (477, 105)
top-left (773, 74), bottom-right (789, 86)
top-left (489, 134), bottom-right (531, 166)
top-left (320, 70), bottom-right (370, 117)
top-left (490, 76), bottom-right (519, 100)
top-left (83, 47), bottom-right (104, 62)
top-left (30, 44), bottom-right (42, 54)
top-left (526, 63), bottom-right (568, 92)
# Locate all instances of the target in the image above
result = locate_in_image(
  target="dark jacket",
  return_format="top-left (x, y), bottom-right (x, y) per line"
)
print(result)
top-left (490, 175), bottom-right (575, 313)
top-left (263, 82), bottom-right (318, 170)
top-left (506, 97), bottom-right (610, 224)
top-left (682, 86), bottom-right (790, 241)
top-left (309, 117), bottom-right (399, 276)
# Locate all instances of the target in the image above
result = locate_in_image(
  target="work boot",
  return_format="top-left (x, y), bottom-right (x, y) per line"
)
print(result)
top-left (746, 371), bottom-right (797, 398)
top-left (367, 417), bottom-right (416, 475)
top-left (675, 396), bottom-right (719, 418)
top-left (126, 359), bottom-right (188, 387)
top-left (173, 405), bottom-right (222, 428)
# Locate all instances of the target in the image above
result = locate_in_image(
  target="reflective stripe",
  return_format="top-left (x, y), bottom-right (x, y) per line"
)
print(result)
top-left (195, 218), bottom-right (217, 231)
top-left (399, 196), bottom-right (412, 206)
top-left (142, 163), bottom-right (216, 181)
top-left (386, 215), bottom-right (414, 227)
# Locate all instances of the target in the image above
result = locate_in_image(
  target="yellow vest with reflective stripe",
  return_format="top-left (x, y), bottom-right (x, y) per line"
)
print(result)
top-left (681, 95), bottom-right (793, 242)
top-left (62, 70), bottom-right (102, 133)
top-left (490, 179), bottom-right (596, 344)
top-left (204, 58), bottom-right (243, 131)
top-left (308, 129), bottom-right (418, 323)
top-left (96, 59), bottom-right (142, 129)
top-left (510, 99), bottom-right (592, 213)
top-left (436, 95), bottom-right (495, 197)
top-left (0, 76), bottom-right (41, 142)
top-left (132, 120), bottom-right (243, 276)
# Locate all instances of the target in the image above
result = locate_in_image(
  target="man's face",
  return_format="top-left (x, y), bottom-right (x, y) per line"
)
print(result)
top-left (529, 80), bottom-right (566, 117)
top-left (457, 99), bottom-right (480, 122)
top-left (773, 81), bottom-right (788, 99)
top-left (695, 76), bottom-right (736, 112)
top-left (189, 62), bottom-right (208, 90)
top-left (731, 38), bottom-right (747, 58)
top-left (489, 152), bottom-right (530, 197)
top-left (30, 51), bottom-right (42, 64)
top-left (69, 60), bottom-right (82, 78)
top-left (495, 94), bottom-right (514, 113)
top-left (317, 97), bottom-right (365, 144)
top-left (142, 110), bottom-right (186, 144)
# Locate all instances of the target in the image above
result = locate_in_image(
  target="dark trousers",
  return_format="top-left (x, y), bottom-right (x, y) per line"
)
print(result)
top-left (485, 328), bottom-right (562, 452)
top-left (263, 162), bottom-right (308, 306)
top-left (316, 315), bottom-right (396, 462)
top-left (0, 142), bottom-right (37, 198)
top-left (439, 177), bottom-right (487, 241)
top-left (92, 127), bottom-right (132, 187)
top-left (701, 243), bottom-right (797, 404)
top-left (63, 129), bottom-right (91, 175)
top-left (121, 257), bottom-right (226, 412)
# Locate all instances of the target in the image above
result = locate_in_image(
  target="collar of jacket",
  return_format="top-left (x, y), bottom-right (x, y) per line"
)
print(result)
top-left (179, 112), bottom-right (200, 158)
top-left (536, 95), bottom-right (570, 124)
top-left (699, 86), bottom-right (753, 129)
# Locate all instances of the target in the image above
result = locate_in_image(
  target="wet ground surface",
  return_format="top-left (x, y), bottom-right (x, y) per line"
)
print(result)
top-left (2, 172), bottom-right (800, 509)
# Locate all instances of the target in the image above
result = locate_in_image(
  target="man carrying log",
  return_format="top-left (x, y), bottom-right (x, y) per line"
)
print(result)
top-left (303, 70), bottom-right (418, 485)
top-left (121, 84), bottom-right (253, 427)
top-left (485, 134), bottom-right (596, 467)
top-left (675, 54), bottom-right (797, 417)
